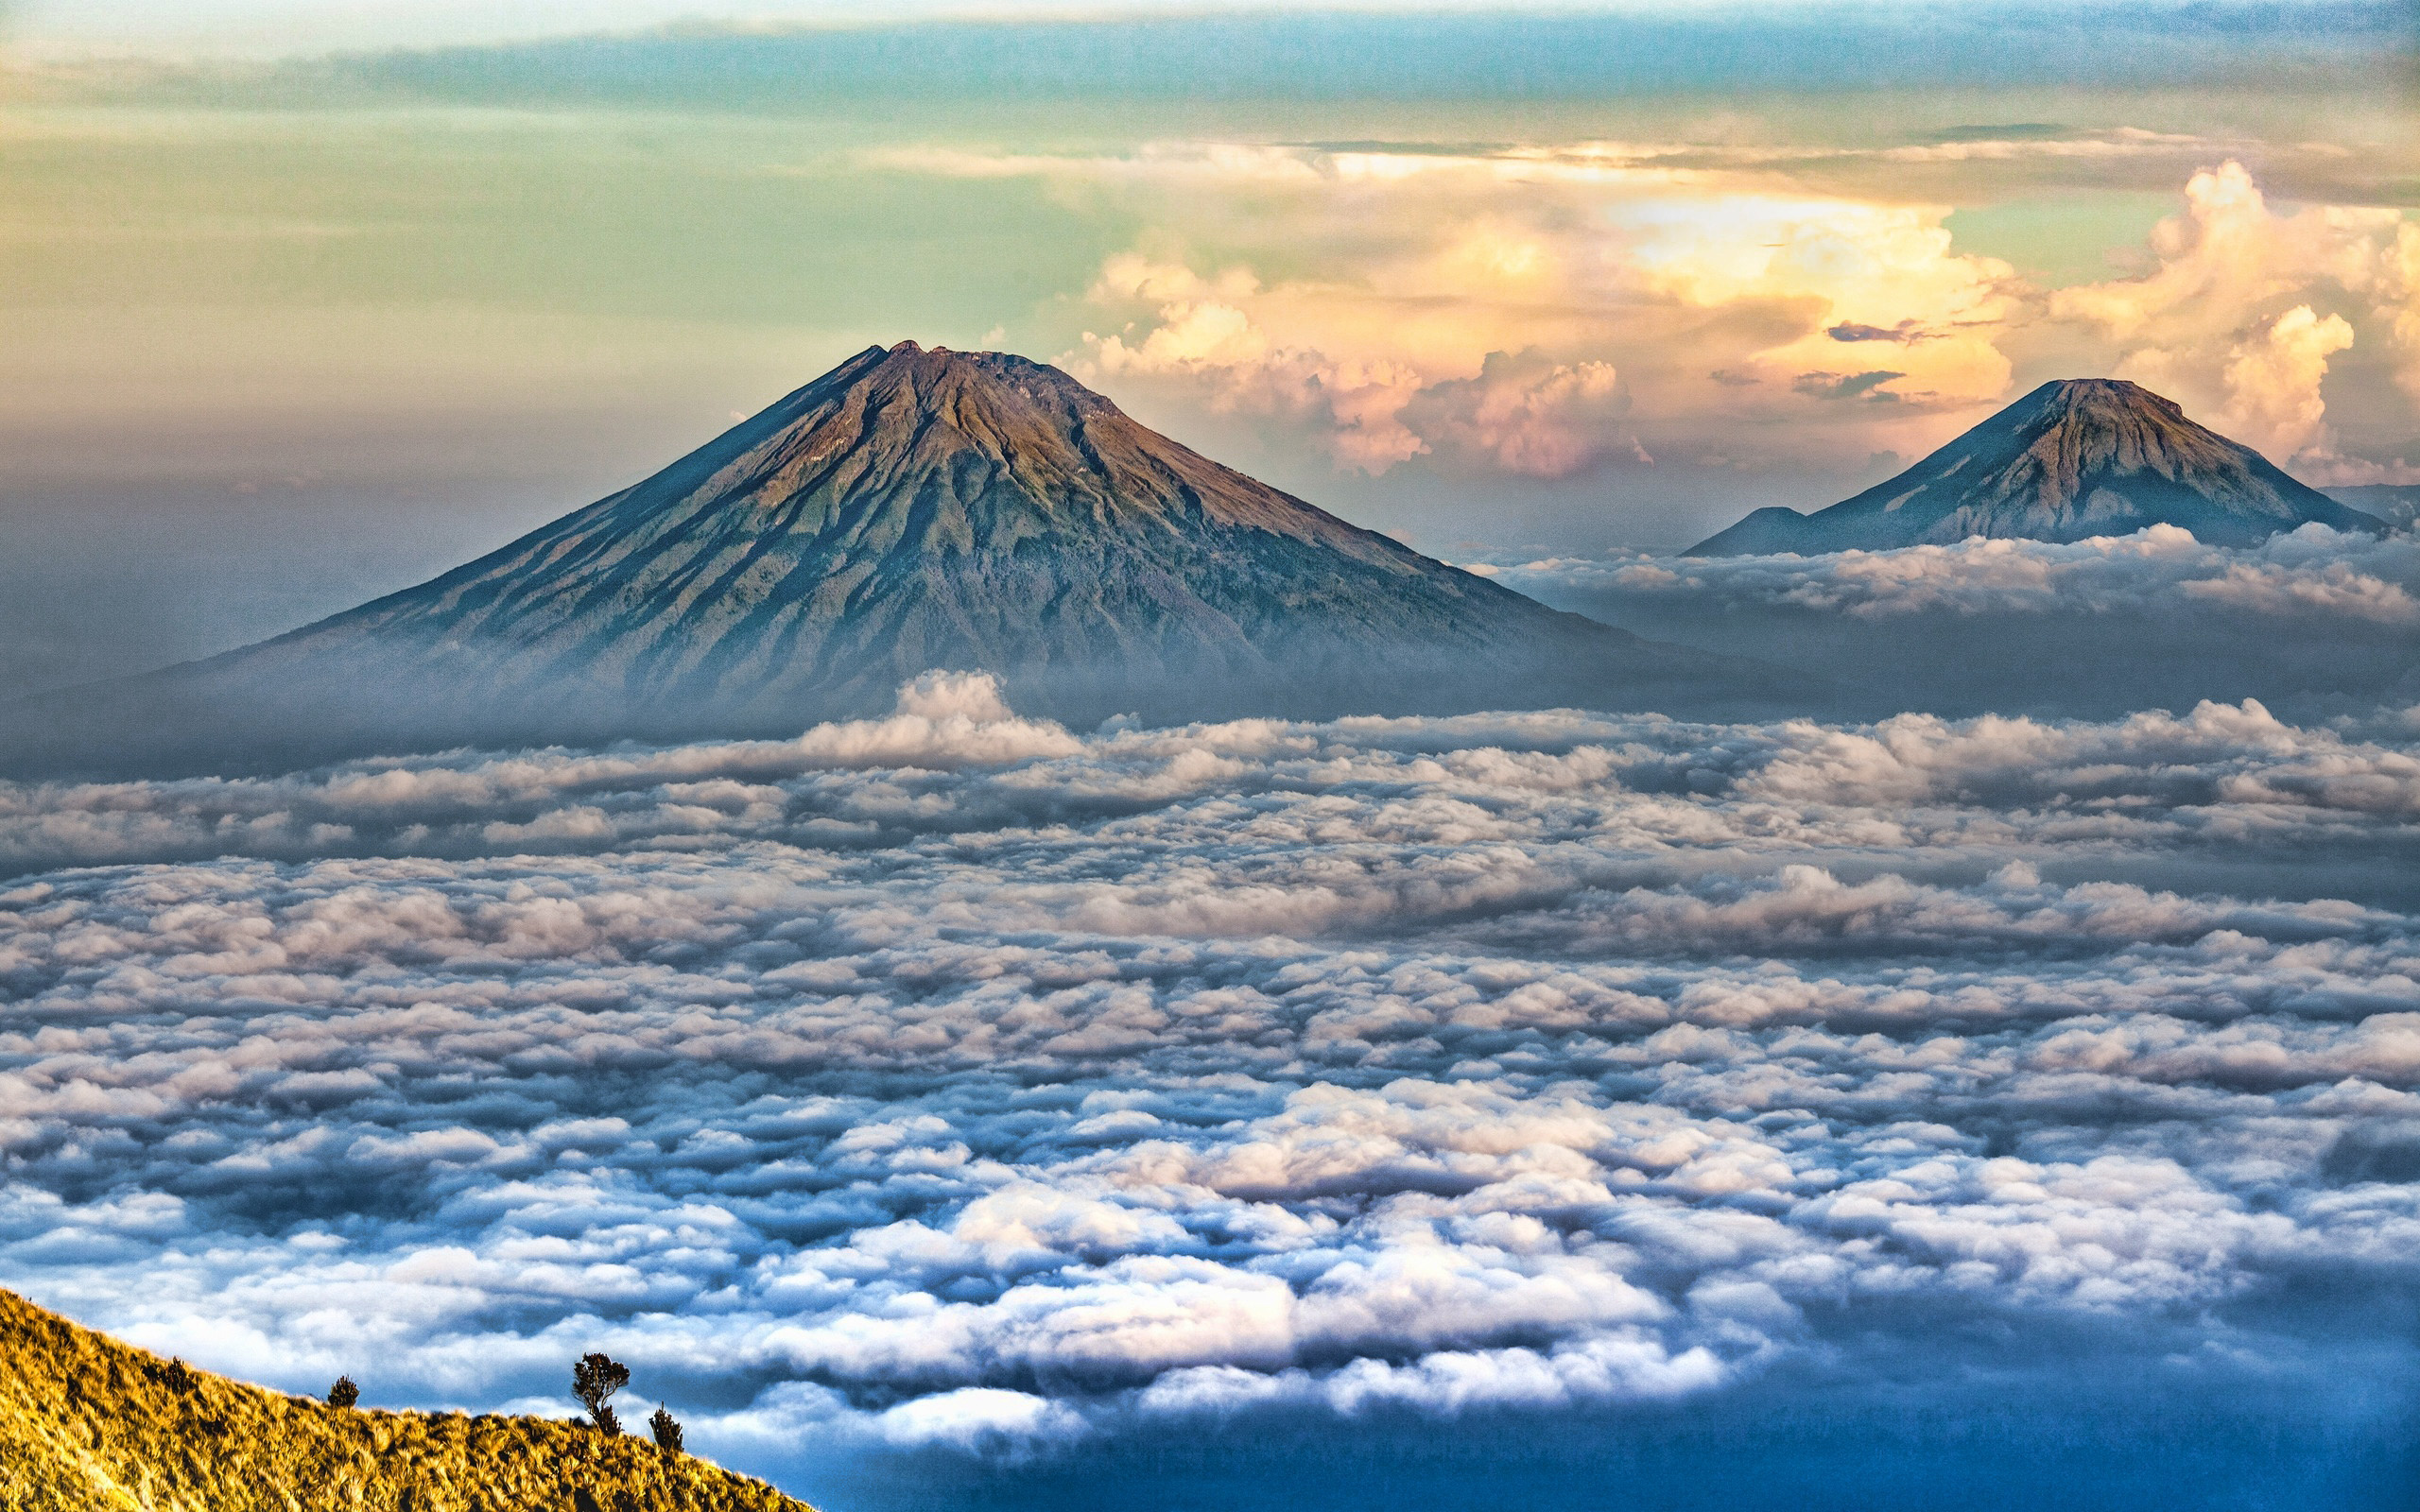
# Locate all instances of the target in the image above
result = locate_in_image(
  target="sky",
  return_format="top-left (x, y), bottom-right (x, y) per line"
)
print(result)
top-left (2, 9), bottom-right (2419, 1512)
top-left (24, 0), bottom-right (2374, 57)
top-left (0, 3), bottom-right (2411, 696)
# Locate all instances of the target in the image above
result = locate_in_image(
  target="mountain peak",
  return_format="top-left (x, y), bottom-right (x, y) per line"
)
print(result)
top-left (17, 341), bottom-right (1784, 769)
top-left (798, 340), bottom-right (1129, 438)
top-left (671, 340), bottom-right (1348, 550)
top-left (2021, 375), bottom-right (2175, 413)
top-left (1685, 377), bottom-right (2385, 555)
top-left (1994, 377), bottom-right (2202, 450)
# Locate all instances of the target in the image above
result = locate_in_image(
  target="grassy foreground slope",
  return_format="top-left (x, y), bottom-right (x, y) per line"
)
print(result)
top-left (0, 1288), bottom-right (810, 1512)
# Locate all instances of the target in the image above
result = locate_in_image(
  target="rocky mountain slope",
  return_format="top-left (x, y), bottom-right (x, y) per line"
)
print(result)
top-left (1686, 379), bottom-right (2385, 556)
top-left (9, 343), bottom-right (1781, 773)
top-left (0, 1287), bottom-right (805, 1512)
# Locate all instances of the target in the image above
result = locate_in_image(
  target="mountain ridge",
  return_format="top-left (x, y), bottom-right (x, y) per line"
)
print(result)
top-left (0, 1286), bottom-right (806, 1512)
top-left (1685, 379), bottom-right (2386, 555)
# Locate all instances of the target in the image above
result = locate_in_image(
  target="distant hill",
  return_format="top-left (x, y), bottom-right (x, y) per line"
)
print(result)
top-left (1686, 379), bottom-right (2386, 556)
top-left (8, 342), bottom-right (1787, 774)
top-left (0, 1287), bottom-right (805, 1512)
top-left (2324, 483), bottom-right (2420, 532)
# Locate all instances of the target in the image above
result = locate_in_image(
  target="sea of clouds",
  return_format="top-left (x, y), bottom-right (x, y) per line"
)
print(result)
top-left (1497, 524), bottom-right (2420, 723)
top-left (4, 624), bottom-right (2419, 1502)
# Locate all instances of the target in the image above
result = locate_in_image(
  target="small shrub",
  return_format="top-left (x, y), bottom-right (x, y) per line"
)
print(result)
top-left (326, 1376), bottom-right (361, 1409)
top-left (571, 1352), bottom-right (630, 1435)
top-left (648, 1406), bottom-right (684, 1453)
top-left (160, 1358), bottom-right (196, 1394)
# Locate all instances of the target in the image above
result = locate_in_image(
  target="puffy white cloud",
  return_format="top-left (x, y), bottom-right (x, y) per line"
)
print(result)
top-left (1405, 351), bottom-right (1647, 476)
top-left (877, 1388), bottom-right (1086, 1452)
top-left (2053, 161), bottom-right (2414, 465)
top-left (2213, 303), bottom-right (2357, 459)
top-left (1050, 143), bottom-right (2027, 479)
top-left (1081, 255), bottom-right (1434, 473)
top-left (4, 661), bottom-right (2419, 1485)
top-left (979, 145), bottom-right (2420, 490)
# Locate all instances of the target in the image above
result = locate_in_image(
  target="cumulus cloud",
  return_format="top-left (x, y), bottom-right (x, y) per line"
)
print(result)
top-left (973, 145), bottom-right (2420, 494)
top-left (2, 656), bottom-right (2418, 1489)
top-left (2053, 161), bottom-right (2415, 466)
top-left (1080, 254), bottom-right (1434, 473)
top-left (1045, 142), bottom-right (2026, 480)
top-left (2215, 303), bottom-right (2357, 458)
top-left (1077, 257), bottom-right (1650, 476)
top-left (1403, 350), bottom-right (1649, 476)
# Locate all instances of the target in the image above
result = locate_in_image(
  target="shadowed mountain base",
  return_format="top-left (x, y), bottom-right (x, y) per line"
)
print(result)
top-left (0, 1288), bottom-right (808, 1512)
top-left (0, 635), bottom-right (1801, 779)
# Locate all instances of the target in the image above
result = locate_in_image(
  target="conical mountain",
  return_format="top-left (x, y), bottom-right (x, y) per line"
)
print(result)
top-left (1685, 379), bottom-right (2385, 556)
top-left (254, 340), bottom-right (1614, 717)
top-left (9, 343), bottom-right (1783, 773)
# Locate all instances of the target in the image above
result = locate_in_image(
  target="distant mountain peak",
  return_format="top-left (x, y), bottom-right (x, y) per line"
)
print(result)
top-left (1685, 378), bottom-right (2385, 556)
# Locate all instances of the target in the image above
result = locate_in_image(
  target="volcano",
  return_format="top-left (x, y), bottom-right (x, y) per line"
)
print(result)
top-left (11, 343), bottom-right (1781, 772)
top-left (1685, 379), bottom-right (2386, 556)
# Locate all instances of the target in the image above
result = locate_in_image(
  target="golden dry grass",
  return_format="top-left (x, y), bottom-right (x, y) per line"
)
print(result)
top-left (0, 1288), bottom-right (813, 1512)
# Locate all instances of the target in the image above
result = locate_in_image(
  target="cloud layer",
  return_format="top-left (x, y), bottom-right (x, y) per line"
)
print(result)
top-left (983, 143), bottom-right (2420, 489)
top-left (2, 670), bottom-right (2417, 1496)
top-left (1500, 525), bottom-right (2420, 721)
